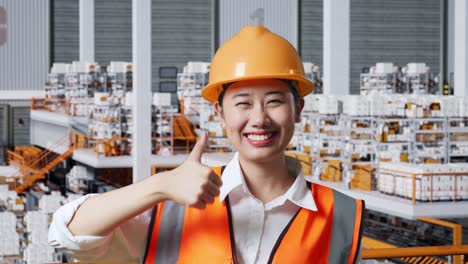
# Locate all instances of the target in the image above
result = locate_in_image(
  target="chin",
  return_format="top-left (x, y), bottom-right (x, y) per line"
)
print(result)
top-left (237, 147), bottom-right (284, 164)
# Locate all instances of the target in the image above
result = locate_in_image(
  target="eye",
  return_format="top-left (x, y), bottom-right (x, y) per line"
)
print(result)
top-left (267, 99), bottom-right (283, 105)
top-left (235, 102), bottom-right (250, 107)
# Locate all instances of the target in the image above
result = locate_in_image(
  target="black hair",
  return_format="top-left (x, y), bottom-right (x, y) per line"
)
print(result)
top-left (217, 79), bottom-right (300, 107)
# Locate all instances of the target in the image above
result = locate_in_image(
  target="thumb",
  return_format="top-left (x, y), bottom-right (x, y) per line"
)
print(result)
top-left (187, 131), bottom-right (208, 162)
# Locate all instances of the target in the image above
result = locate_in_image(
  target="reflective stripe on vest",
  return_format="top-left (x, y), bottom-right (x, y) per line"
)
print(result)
top-left (144, 166), bottom-right (364, 264)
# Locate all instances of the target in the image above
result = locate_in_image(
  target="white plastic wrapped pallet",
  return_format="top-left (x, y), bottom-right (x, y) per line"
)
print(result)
top-left (24, 244), bottom-right (56, 264)
top-left (302, 94), bottom-right (315, 113)
top-left (406, 63), bottom-right (427, 74)
top-left (185, 61), bottom-right (210, 73)
top-left (342, 95), bottom-right (369, 116)
top-left (50, 63), bottom-right (68, 74)
top-left (375, 63), bottom-right (394, 74)
top-left (0, 212), bottom-right (20, 256)
top-left (153, 93), bottom-right (172, 107)
top-left (38, 192), bottom-right (64, 214)
top-left (318, 95), bottom-right (340, 115)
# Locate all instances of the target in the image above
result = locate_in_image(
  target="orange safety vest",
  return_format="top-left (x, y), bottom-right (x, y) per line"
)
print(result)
top-left (143, 166), bottom-right (364, 264)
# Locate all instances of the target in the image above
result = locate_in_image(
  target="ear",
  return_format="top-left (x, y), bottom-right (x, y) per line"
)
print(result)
top-left (214, 102), bottom-right (226, 126)
top-left (295, 98), bottom-right (305, 123)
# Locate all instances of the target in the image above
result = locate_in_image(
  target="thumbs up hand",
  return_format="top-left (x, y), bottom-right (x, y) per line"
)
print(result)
top-left (162, 132), bottom-right (223, 209)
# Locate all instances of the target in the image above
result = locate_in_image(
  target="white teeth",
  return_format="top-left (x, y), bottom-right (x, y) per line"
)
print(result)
top-left (246, 133), bottom-right (272, 141)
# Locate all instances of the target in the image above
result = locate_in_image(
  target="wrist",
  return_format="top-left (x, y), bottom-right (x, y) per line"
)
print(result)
top-left (142, 171), bottom-right (171, 203)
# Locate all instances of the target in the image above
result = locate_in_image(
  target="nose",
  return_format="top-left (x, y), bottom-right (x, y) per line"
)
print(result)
top-left (250, 104), bottom-right (271, 128)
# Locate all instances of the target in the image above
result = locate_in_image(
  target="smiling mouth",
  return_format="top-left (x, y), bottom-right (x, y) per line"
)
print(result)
top-left (246, 133), bottom-right (273, 141)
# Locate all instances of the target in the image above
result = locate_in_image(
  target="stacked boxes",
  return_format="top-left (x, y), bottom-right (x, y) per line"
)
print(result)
top-left (24, 210), bottom-right (60, 264)
top-left (0, 185), bottom-right (23, 211)
top-left (152, 93), bottom-right (179, 155)
top-left (301, 94), bottom-right (468, 195)
top-left (411, 118), bottom-right (447, 164)
top-left (378, 162), bottom-right (468, 202)
top-left (0, 189), bottom-right (78, 263)
top-left (360, 62), bottom-right (439, 95)
top-left (89, 92), bottom-right (122, 156)
top-left (44, 63), bottom-right (67, 111)
top-left (317, 95), bottom-right (341, 115)
top-left (106, 61), bottom-right (133, 101)
top-left (448, 117), bottom-right (468, 163)
top-left (342, 96), bottom-right (370, 116)
top-left (177, 61), bottom-right (210, 125)
top-left (303, 62), bottom-right (323, 94)
top-left (0, 212), bottom-right (20, 256)
top-left (66, 165), bottom-right (93, 194)
top-left (38, 191), bottom-right (64, 214)
top-left (65, 62), bottom-right (102, 116)
top-left (177, 62), bottom-right (231, 152)
top-left (360, 62), bottom-right (398, 95)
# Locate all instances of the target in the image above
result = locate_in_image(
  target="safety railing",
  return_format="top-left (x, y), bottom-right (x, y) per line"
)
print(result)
top-left (30, 97), bottom-right (47, 110)
top-left (299, 154), bottom-right (468, 205)
top-left (6, 134), bottom-right (71, 190)
top-left (362, 243), bottom-right (468, 263)
top-left (15, 143), bottom-right (75, 193)
top-left (378, 168), bottom-right (468, 204)
top-left (362, 217), bottom-right (466, 263)
top-left (31, 97), bottom-right (69, 113)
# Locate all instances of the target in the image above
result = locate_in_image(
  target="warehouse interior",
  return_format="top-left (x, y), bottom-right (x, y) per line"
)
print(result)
top-left (0, 0), bottom-right (468, 263)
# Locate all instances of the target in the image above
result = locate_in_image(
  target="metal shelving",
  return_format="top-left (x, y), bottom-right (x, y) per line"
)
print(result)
top-left (360, 73), bottom-right (398, 95)
top-left (448, 117), bottom-right (468, 163)
top-left (410, 118), bottom-right (448, 164)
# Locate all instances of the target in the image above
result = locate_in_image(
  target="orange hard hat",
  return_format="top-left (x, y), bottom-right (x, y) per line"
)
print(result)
top-left (201, 25), bottom-right (315, 103)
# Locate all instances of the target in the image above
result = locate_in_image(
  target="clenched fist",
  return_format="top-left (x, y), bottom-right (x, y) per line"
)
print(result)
top-left (162, 132), bottom-right (223, 209)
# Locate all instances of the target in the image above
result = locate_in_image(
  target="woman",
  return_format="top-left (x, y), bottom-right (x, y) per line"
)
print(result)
top-left (49, 25), bottom-right (364, 263)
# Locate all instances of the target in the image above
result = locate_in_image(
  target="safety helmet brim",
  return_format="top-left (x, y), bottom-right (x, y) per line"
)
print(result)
top-left (201, 74), bottom-right (315, 103)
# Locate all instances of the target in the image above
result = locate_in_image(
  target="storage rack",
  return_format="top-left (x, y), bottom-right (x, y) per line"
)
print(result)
top-left (303, 62), bottom-right (322, 94)
top-left (341, 115), bottom-right (377, 188)
top-left (306, 72), bottom-right (323, 94)
top-left (107, 64), bottom-right (133, 102)
top-left (360, 72), bottom-right (399, 95)
top-left (360, 63), bottom-right (439, 95)
top-left (44, 72), bottom-right (66, 112)
top-left (152, 100), bottom-right (178, 155)
top-left (403, 72), bottom-right (435, 95)
top-left (373, 118), bottom-right (411, 163)
top-left (88, 94), bottom-right (122, 156)
top-left (410, 117), bottom-right (448, 164)
top-left (307, 113), bottom-right (343, 181)
top-left (297, 112), bottom-right (314, 154)
top-left (177, 62), bottom-right (230, 152)
top-left (341, 115), bottom-right (376, 164)
top-left (309, 113), bottom-right (342, 157)
top-left (120, 105), bottom-right (132, 155)
top-left (177, 71), bottom-right (208, 125)
top-left (65, 68), bottom-right (99, 117)
top-left (447, 117), bottom-right (468, 163)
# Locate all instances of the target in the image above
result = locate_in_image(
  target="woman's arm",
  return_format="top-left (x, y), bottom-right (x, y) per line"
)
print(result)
top-left (67, 173), bottom-right (168, 236)
top-left (67, 132), bottom-right (222, 237)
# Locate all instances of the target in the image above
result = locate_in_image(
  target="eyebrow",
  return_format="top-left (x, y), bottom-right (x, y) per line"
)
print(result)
top-left (265, 91), bottom-right (286, 96)
top-left (231, 93), bottom-right (251, 99)
top-left (231, 90), bottom-right (286, 99)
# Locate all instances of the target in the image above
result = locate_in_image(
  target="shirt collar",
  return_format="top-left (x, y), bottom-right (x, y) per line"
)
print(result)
top-left (219, 152), bottom-right (317, 211)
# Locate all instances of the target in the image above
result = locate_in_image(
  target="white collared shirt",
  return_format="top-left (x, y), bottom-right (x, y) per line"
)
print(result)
top-left (220, 152), bottom-right (317, 264)
top-left (48, 153), bottom-right (317, 263)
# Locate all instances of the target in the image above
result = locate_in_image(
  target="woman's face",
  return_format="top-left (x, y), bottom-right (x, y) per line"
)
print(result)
top-left (215, 79), bottom-right (303, 163)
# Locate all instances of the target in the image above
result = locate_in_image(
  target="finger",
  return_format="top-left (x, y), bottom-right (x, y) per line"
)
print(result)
top-left (209, 172), bottom-right (223, 187)
top-left (207, 187), bottom-right (220, 197)
top-left (192, 200), bottom-right (206, 209)
top-left (187, 131), bottom-right (208, 162)
top-left (203, 181), bottom-right (220, 196)
top-left (201, 192), bottom-right (215, 204)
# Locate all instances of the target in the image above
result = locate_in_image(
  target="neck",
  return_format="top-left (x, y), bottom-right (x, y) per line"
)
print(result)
top-left (238, 153), bottom-right (295, 203)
